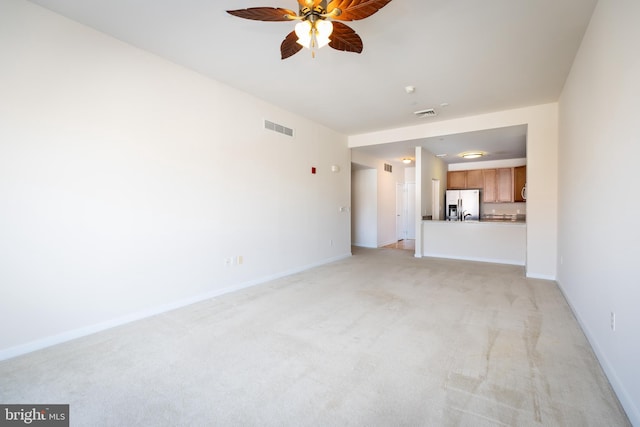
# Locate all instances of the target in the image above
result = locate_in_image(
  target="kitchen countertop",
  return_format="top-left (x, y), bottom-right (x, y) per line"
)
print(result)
top-left (423, 213), bottom-right (526, 223)
top-left (423, 219), bottom-right (526, 224)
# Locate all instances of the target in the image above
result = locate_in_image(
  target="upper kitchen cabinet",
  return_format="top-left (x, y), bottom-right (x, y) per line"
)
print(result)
top-left (483, 169), bottom-right (496, 201)
top-left (483, 168), bottom-right (514, 203)
top-left (514, 165), bottom-right (527, 202)
top-left (447, 170), bottom-right (484, 190)
top-left (448, 166), bottom-right (522, 203)
top-left (447, 171), bottom-right (467, 189)
top-left (466, 169), bottom-right (484, 189)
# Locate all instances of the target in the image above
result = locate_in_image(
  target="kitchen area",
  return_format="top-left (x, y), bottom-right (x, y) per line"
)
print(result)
top-left (423, 164), bottom-right (527, 265)
top-left (351, 124), bottom-right (533, 268)
top-left (351, 113), bottom-right (558, 280)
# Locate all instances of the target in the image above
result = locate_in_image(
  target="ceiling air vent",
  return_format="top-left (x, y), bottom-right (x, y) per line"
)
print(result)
top-left (414, 108), bottom-right (437, 119)
top-left (264, 119), bottom-right (294, 137)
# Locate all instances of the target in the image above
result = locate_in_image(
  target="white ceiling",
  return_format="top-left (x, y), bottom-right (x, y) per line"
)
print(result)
top-left (353, 124), bottom-right (527, 165)
top-left (27, 0), bottom-right (597, 164)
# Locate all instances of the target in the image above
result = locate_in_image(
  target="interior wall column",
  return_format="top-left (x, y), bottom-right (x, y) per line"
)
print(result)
top-left (414, 146), bottom-right (423, 257)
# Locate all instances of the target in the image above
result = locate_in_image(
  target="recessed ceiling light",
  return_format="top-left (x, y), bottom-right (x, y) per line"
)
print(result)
top-left (404, 86), bottom-right (416, 94)
top-left (460, 151), bottom-right (485, 159)
top-left (440, 102), bottom-right (449, 108)
top-left (436, 154), bottom-right (447, 158)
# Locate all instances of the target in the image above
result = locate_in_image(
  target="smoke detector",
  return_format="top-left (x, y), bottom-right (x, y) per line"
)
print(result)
top-left (414, 108), bottom-right (437, 118)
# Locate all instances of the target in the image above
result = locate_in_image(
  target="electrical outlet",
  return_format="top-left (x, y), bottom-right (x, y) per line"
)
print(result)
top-left (610, 312), bottom-right (616, 331)
top-left (560, 256), bottom-right (563, 265)
top-left (224, 257), bottom-right (233, 267)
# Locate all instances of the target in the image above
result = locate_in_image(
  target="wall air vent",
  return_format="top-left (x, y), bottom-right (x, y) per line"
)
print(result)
top-left (414, 108), bottom-right (437, 118)
top-left (264, 119), bottom-right (294, 137)
top-left (384, 163), bottom-right (393, 173)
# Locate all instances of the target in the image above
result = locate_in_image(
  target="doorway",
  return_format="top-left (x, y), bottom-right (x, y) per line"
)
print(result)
top-left (392, 182), bottom-right (416, 250)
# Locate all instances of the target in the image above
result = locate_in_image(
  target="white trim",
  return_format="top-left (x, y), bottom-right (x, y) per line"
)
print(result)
top-left (556, 279), bottom-right (639, 426)
top-left (525, 272), bottom-right (556, 281)
top-left (0, 252), bottom-right (352, 362)
top-left (352, 243), bottom-right (377, 249)
top-left (421, 253), bottom-right (525, 266)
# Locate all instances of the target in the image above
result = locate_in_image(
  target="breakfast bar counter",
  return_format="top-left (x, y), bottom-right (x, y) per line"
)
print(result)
top-left (422, 220), bottom-right (526, 265)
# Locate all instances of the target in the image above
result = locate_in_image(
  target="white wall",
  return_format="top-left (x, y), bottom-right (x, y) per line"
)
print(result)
top-left (423, 222), bottom-right (526, 265)
top-left (0, 0), bottom-right (351, 359)
top-left (377, 164), bottom-right (399, 247)
top-left (404, 167), bottom-right (416, 183)
top-left (351, 168), bottom-right (377, 248)
top-left (413, 147), bottom-right (447, 256)
top-left (350, 104), bottom-right (558, 279)
top-left (420, 150), bottom-right (448, 219)
top-left (351, 150), bottom-right (404, 247)
top-left (448, 158), bottom-right (527, 171)
top-left (558, 0), bottom-right (640, 423)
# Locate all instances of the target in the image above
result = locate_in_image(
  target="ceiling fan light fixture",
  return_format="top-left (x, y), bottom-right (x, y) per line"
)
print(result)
top-left (295, 18), bottom-right (333, 50)
top-left (295, 20), bottom-right (313, 48)
top-left (227, 0), bottom-right (393, 60)
top-left (315, 19), bottom-right (333, 48)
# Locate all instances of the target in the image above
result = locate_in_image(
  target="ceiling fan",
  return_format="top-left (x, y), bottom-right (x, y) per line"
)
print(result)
top-left (227, 0), bottom-right (393, 59)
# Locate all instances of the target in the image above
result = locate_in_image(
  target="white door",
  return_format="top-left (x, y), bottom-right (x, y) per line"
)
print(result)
top-left (396, 183), bottom-right (406, 240)
top-left (406, 182), bottom-right (416, 239)
top-left (396, 183), bottom-right (416, 240)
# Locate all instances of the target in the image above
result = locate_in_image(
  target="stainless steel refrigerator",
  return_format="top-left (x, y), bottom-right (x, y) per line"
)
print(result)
top-left (446, 189), bottom-right (480, 221)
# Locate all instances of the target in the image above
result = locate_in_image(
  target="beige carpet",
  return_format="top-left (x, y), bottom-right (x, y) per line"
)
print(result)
top-left (0, 247), bottom-right (630, 426)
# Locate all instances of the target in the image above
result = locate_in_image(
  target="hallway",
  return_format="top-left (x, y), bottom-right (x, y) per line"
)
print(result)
top-left (383, 239), bottom-right (415, 251)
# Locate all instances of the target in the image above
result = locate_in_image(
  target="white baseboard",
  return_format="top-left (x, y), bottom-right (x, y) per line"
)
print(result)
top-left (525, 272), bottom-right (556, 280)
top-left (0, 252), bottom-right (352, 362)
top-left (352, 242), bottom-right (377, 248)
top-left (421, 252), bottom-right (525, 266)
top-left (556, 279), bottom-right (638, 426)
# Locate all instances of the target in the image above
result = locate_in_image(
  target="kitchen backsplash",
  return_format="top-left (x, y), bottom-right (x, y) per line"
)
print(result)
top-left (481, 202), bottom-right (526, 217)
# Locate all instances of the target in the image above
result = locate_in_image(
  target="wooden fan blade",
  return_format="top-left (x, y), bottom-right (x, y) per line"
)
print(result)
top-left (281, 31), bottom-right (304, 59)
top-left (327, 0), bottom-right (392, 21)
top-left (328, 22), bottom-right (363, 53)
top-left (226, 7), bottom-right (297, 22)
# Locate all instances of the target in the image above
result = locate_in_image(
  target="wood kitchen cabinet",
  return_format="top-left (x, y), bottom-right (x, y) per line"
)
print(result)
top-left (447, 169), bottom-right (484, 190)
top-left (497, 168), bottom-right (514, 202)
top-left (482, 169), bottom-right (496, 202)
top-left (483, 168), bottom-right (514, 203)
top-left (447, 171), bottom-right (467, 189)
top-left (514, 165), bottom-right (527, 202)
top-left (448, 167), bottom-right (518, 203)
top-left (466, 169), bottom-right (484, 189)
